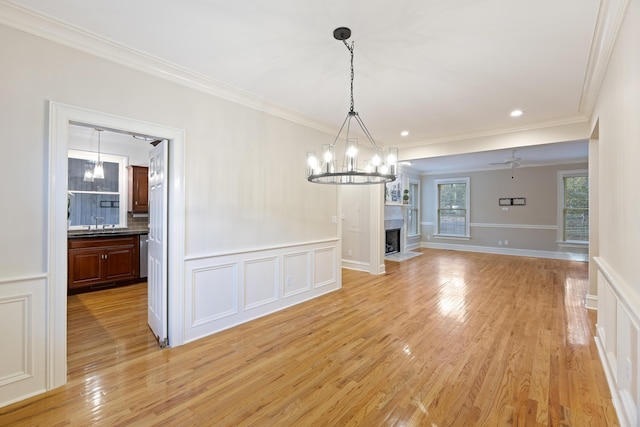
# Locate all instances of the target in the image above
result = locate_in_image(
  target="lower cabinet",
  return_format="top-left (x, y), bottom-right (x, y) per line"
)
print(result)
top-left (68, 235), bottom-right (139, 291)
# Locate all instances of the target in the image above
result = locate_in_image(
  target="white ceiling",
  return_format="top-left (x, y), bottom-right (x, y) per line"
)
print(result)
top-left (7, 0), bottom-right (599, 170)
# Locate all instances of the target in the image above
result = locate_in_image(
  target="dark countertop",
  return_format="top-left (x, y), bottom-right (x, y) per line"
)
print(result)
top-left (68, 229), bottom-right (149, 239)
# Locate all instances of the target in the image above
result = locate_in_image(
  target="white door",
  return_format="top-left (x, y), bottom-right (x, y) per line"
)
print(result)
top-left (148, 140), bottom-right (168, 346)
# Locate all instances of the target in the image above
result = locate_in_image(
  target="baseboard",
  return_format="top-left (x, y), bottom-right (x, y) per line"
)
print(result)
top-left (341, 259), bottom-right (370, 272)
top-left (405, 242), bottom-right (421, 251)
top-left (421, 241), bottom-right (588, 262)
top-left (585, 293), bottom-right (598, 310)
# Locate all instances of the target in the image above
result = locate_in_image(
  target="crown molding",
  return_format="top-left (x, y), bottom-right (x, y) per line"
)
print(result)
top-left (0, 1), bottom-right (336, 137)
top-left (579, 0), bottom-right (631, 116)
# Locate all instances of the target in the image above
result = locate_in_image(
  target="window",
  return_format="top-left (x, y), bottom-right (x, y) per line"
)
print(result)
top-left (68, 150), bottom-right (128, 229)
top-left (407, 179), bottom-right (420, 236)
top-left (435, 177), bottom-right (470, 237)
top-left (558, 170), bottom-right (588, 243)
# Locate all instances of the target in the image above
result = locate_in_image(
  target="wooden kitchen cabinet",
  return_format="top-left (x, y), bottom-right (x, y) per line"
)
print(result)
top-left (68, 235), bottom-right (139, 291)
top-left (128, 165), bottom-right (149, 213)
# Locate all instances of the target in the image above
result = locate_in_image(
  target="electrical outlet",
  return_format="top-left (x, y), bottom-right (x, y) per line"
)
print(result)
top-left (427, 235), bottom-right (431, 240)
top-left (504, 240), bottom-right (509, 246)
top-left (347, 249), bottom-right (353, 257)
top-left (286, 276), bottom-right (292, 287)
top-left (331, 216), bottom-right (337, 224)
top-left (498, 240), bottom-right (502, 246)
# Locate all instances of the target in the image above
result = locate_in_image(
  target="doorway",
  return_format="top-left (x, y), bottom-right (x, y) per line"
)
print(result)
top-left (66, 124), bottom-right (164, 342)
top-left (49, 102), bottom-right (186, 390)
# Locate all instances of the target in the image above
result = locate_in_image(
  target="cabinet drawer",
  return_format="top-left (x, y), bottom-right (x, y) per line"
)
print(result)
top-left (68, 235), bottom-right (138, 250)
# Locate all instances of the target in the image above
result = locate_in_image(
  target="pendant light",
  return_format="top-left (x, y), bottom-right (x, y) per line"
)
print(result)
top-left (306, 27), bottom-right (398, 185)
top-left (93, 128), bottom-right (105, 180)
top-left (83, 163), bottom-right (94, 182)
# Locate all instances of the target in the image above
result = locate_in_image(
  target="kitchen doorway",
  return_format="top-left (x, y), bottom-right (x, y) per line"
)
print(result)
top-left (66, 124), bottom-right (164, 340)
top-left (49, 102), bottom-right (186, 390)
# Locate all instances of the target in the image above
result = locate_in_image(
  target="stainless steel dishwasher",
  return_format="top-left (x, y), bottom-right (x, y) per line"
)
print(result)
top-left (139, 234), bottom-right (148, 279)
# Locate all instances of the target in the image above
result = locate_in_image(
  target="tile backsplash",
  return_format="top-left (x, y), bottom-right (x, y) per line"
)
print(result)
top-left (127, 213), bottom-right (149, 232)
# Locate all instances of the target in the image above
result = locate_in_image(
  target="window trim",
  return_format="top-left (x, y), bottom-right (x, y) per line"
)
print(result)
top-left (407, 178), bottom-right (420, 237)
top-left (434, 177), bottom-right (470, 238)
top-left (68, 149), bottom-right (129, 230)
top-left (556, 169), bottom-right (588, 244)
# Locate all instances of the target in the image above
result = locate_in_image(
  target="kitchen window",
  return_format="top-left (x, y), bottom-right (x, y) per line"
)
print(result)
top-left (67, 150), bottom-right (128, 230)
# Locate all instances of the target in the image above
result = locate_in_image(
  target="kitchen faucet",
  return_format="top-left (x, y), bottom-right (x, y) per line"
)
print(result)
top-left (94, 216), bottom-right (105, 229)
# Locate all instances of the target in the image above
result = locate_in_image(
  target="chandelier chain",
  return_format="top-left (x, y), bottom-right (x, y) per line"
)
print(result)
top-left (343, 40), bottom-right (355, 113)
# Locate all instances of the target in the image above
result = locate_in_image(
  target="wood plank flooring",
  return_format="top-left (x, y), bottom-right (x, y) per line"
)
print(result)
top-left (0, 249), bottom-right (619, 426)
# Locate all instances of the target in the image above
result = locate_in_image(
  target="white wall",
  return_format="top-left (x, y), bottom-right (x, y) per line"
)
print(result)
top-left (341, 185), bottom-right (371, 269)
top-left (591, 0), bottom-right (640, 425)
top-left (341, 185), bottom-right (386, 275)
top-left (0, 22), bottom-right (340, 407)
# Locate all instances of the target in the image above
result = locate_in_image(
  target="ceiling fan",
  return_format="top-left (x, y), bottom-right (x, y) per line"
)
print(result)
top-left (490, 150), bottom-right (521, 167)
top-left (489, 150), bottom-right (521, 179)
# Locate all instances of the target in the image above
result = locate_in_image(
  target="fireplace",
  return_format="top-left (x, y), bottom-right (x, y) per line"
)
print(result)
top-left (385, 228), bottom-right (401, 255)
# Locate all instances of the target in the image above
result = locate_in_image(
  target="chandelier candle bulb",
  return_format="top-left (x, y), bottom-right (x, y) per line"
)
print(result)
top-left (306, 151), bottom-right (319, 176)
top-left (372, 149), bottom-right (381, 171)
top-left (386, 148), bottom-right (398, 175)
top-left (346, 139), bottom-right (358, 172)
top-left (322, 144), bottom-right (335, 173)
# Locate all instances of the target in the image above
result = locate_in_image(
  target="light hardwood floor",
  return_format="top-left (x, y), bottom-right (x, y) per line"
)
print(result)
top-left (0, 249), bottom-right (619, 426)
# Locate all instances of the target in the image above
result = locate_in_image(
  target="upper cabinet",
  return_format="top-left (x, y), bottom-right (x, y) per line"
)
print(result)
top-left (128, 165), bottom-right (149, 214)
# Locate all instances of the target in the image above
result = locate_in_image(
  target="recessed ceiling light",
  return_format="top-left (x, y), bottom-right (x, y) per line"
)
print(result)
top-left (510, 109), bottom-right (524, 117)
top-left (400, 130), bottom-right (409, 137)
top-left (400, 161), bottom-right (412, 166)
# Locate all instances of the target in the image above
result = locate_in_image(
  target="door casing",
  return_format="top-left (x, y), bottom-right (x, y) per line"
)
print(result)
top-left (49, 101), bottom-right (186, 389)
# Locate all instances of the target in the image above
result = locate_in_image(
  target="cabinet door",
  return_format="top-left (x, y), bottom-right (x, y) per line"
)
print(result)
top-left (68, 249), bottom-right (104, 289)
top-left (130, 166), bottom-right (149, 213)
top-left (104, 245), bottom-right (139, 281)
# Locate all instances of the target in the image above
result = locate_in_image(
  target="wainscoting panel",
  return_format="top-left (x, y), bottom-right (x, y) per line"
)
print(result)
top-left (0, 276), bottom-right (46, 408)
top-left (594, 258), bottom-right (639, 427)
top-left (244, 257), bottom-right (278, 310)
top-left (283, 251), bottom-right (311, 298)
top-left (191, 263), bottom-right (239, 327)
top-left (184, 239), bottom-right (340, 343)
top-left (314, 246), bottom-right (337, 288)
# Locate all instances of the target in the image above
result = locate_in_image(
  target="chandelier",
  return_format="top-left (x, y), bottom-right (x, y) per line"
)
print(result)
top-left (306, 27), bottom-right (398, 185)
